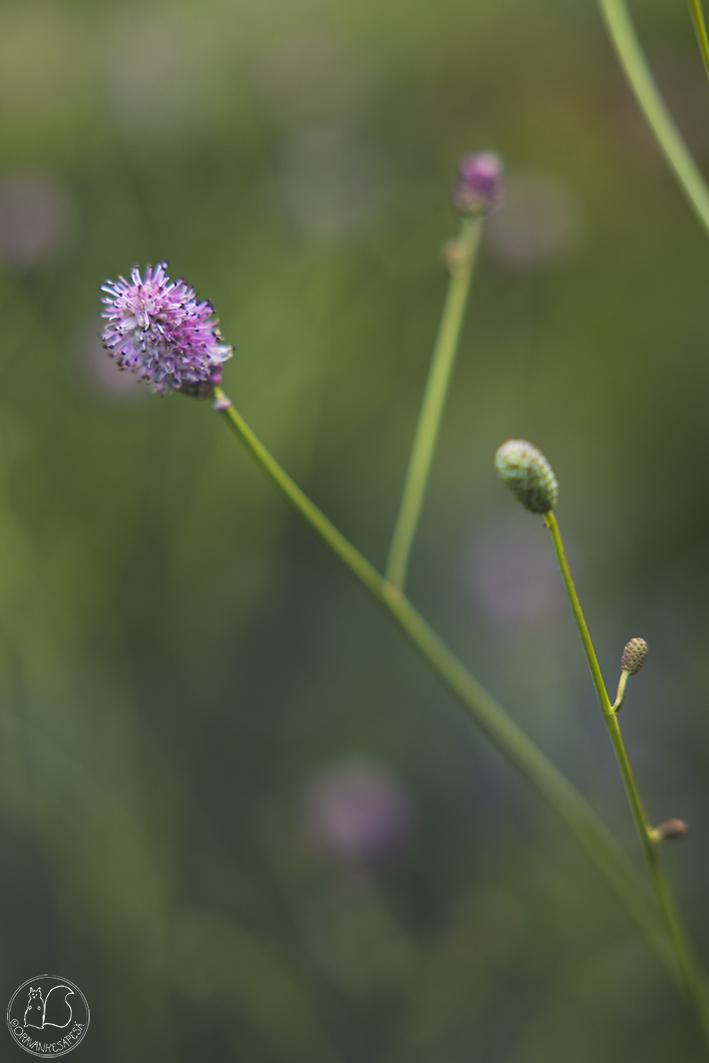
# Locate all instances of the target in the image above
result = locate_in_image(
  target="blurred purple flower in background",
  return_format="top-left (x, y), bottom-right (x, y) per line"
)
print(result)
top-left (279, 122), bottom-right (384, 239)
top-left (486, 170), bottom-right (584, 266)
top-left (302, 758), bottom-right (414, 864)
top-left (253, 30), bottom-right (375, 128)
top-left (0, 170), bottom-right (74, 266)
top-left (465, 517), bottom-right (564, 630)
top-left (100, 262), bottom-right (232, 396)
top-left (100, 10), bottom-right (228, 139)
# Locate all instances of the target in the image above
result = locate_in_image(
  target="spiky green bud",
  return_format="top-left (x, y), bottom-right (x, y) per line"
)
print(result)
top-left (621, 637), bottom-right (648, 675)
top-left (494, 439), bottom-right (558, 514)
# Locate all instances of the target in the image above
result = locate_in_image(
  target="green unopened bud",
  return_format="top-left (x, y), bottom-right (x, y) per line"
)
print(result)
top-left (651, 818), bottom-right (688, 842)
top-left (494, 439), bottom-right (558, 514)
top-left (621, 638), bottom-right (648, 675)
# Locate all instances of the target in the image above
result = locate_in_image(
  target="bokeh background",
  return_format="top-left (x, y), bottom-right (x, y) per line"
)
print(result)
top-left (0, 0), bottom-right (708, 1059)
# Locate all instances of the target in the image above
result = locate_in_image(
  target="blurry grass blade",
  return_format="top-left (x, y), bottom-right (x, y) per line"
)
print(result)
top-left (597, 0), bottom-right (709, 239)
top-left (690, 0), bottom-right (709, 84)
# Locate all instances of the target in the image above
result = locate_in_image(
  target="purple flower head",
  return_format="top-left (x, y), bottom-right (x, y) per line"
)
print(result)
top-left (452, 151), bottom-right (503, 216)
top-left (100, 262), bottom-right (232, 396)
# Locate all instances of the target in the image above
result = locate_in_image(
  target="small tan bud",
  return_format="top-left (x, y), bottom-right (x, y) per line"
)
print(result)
top-left (620, 637), bottom-right (648, 675)
top-left (653, 819), bottom-right (689, 842)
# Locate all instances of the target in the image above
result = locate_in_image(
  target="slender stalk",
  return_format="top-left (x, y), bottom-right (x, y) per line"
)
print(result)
top-left (690, 0), bottom-right (709, 85)
top-left (545, 511), bottom-right (709, 1039)
top-left (612, 669), bottom-right (629, 711)
top-left (545, 513), bottom-right (612, 714)
top-left (606, 712), bottom-right (709, 1035)
top-left (588, 2), bottom-right (709, 1026)
top-left (596, 0), bottom-right (709, 239)
top-left (211, 387), bottom-right (673, 975)
top-left (385, 216), bottom-right (484, 590)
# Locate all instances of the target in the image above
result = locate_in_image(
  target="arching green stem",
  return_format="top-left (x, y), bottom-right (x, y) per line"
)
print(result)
top-left (545, 511), bottom-right (709, 1041)
top-left (211, 387), bottom-right (673, 976)
top-left (597, 0), bottom-right (709, 239)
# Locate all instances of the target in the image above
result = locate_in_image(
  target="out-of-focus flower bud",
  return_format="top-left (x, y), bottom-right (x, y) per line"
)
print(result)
top-left (452, 152), bottom-right (503, 216)
top-left (653, 818), bottom-right (688, 842)
top-left (620, 638), bottom-right (648, 675)
top-left (494, 439), bottom-right (558, 514)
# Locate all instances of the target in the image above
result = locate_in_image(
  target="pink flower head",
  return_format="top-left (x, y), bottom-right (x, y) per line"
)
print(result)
top-left (452, 151), bottom-right (503, 216)
top-left (100, 262), bottom-right (232, 396)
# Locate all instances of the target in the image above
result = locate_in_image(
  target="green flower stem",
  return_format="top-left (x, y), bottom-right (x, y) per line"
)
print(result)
top-left (212, 387), bottom-right (673, 976)
top-left (596, 0), bottom-right (709, 239)
top-left (385, 215), bottom-right (484, 590)
top-left (612, 669), bottom-right (629, 711)
top-left (690, 0), bottom-right (709, 85)
top-left (545, 511), bottom-right (709, 1039)
top-left (545, 513), bottom-right (612, 714)
top-left (606, 713), bottom-right (709, 1031)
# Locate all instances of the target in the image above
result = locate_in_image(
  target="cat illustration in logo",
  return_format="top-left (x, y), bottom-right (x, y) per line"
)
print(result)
top-left (23, 984), bottom-right (73, 1030)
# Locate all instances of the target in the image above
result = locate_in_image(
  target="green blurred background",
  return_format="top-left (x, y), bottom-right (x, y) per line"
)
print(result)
top-left (0, 0), bottom-right (708, 1058)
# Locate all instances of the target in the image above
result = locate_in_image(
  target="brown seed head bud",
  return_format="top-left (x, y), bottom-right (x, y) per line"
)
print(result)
top-left (654, 818), bottom-right (689, 841)
top-left (620, 637), bottom-right (648, 675)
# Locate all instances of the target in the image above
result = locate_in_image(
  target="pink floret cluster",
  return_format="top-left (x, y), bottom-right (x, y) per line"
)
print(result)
top-left (452, 151), bottom-right (503, 216)
top-left (100, 262), bottom-right (232, 396)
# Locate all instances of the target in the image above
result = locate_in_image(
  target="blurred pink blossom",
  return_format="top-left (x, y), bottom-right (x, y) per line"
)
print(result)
top-left (487, 171), bottom-right (583, 266)
top-left (465, 517), bottom-right (564, 628)
top-left (302, 758), bottom-right (414, 863)
top-left (0, 170), bottom-right (74, 265)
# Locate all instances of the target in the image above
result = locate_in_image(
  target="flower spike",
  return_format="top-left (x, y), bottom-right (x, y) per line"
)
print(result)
top-left (494, 439), bottom-right (558, 514)
top-left (100, 262), bottom-right (232, 396)
top-left (612, 639), bottom-right (648, 712)
top-left (621, 637), bottom-right (648, 676)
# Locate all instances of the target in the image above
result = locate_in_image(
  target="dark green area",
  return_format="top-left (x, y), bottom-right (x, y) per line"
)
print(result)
top-left (0, 0), bottom-right (708, 1058)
